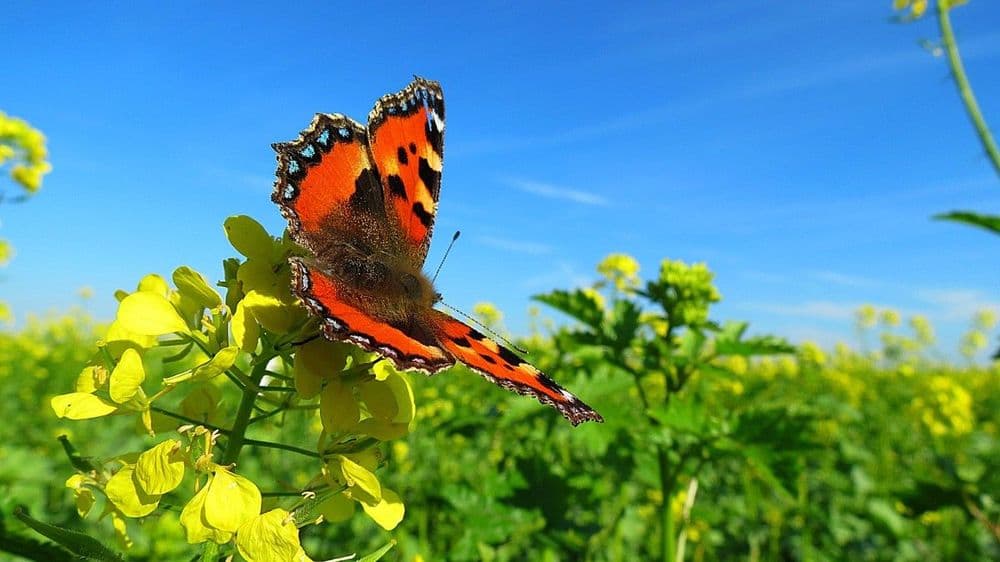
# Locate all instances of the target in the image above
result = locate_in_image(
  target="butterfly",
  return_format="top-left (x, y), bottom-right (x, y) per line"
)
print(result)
top-left (271, 77), bottom-right (602, 425)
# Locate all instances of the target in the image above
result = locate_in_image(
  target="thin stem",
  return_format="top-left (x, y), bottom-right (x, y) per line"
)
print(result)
top-left (220, 361), bottom-right (268, 465)
top-left (937, 0), bottom-right (1000, 179)
top-left (150, 406), bottom-right (229, 435)
top-left (243, 438), bottom-right (321, 459)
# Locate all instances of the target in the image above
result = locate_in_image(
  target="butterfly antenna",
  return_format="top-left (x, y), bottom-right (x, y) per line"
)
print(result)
top-left (438, 301), bottom-right (529, 355)
top-left (431, 230), bottom-right (461, 284)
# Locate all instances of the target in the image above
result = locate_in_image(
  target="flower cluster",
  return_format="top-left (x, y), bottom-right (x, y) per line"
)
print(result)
top-left (0, 111), bottom-right (51, 193)
top-left (49, 216), bottom-right (409, 561)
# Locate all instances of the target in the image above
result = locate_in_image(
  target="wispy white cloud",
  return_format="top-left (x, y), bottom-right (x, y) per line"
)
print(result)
top-left (519, 261), bottom-right (590, 291)
top-left (915, 288), bottom-right (1000, 321)
top-left (807, 270), bottom-right (888, 289)
top-left (505, 178), bottom-right (609, 207)
top-left (738, 300), bottom-right (862, 321)
top-left (477, 235), bottom-right (553, 255)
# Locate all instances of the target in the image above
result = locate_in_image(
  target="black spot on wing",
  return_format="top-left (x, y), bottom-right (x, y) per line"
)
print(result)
top-left (480, 354), bottom-right (497, 364)
top-left (408, 142), bottom-right (417, 154)
top-left (468, 329), bottom-right (487, 342)
top-left (350, 168), bottom-right (386, 215)
top-left (497, 346), bottom-right (526, 367)
top-left (425, 121), bottom-right (443, 157)
top-left (418, 157), bottom-right (442, 199)
top-left (412, 202), bottom-right (433, 228)
top-left (451, 336), bottom-right (472, 348)
top-left (387, 174), bottom-right (408, 200)
top-left (397, 146), bottom-right (409, 165)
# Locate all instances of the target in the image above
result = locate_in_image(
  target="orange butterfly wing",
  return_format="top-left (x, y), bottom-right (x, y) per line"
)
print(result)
top-left (367, 77), bottom-right (445, 265)
top-left (429, 310), bottom-right (604, 426)
top-left (290, 258), bottom-right (453, 372)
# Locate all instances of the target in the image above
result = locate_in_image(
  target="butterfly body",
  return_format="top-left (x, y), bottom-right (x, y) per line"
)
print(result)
top-left (272, 77), bottom-right (602, 425)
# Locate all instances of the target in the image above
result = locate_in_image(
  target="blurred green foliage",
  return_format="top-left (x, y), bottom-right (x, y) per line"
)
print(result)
top-left (4, 252), bottom-right (997, 561)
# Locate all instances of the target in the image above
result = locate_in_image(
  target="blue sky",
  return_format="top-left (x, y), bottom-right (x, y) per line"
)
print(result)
top-left (3, 1), bottom-right (999, 357)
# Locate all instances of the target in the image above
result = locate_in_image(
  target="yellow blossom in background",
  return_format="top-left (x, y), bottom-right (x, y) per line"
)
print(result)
top-left (0, 111), bottom-right (51, 192)
top-left (911, 375), bottom-right (974, 437)
top-left (597, 253), bottom-right (641, 291)
top-left (472, 302), bottom-right (502, 329)
top-left (879, 308), bottom-right (901, 327)
top-left (909, 314), bottom-right (935, 346)
top-left (777, 356), bottom-right (799, 378)
top-left (755, 357), bottom-right (778, 380)
top-left (798, 341), bottom-right (827, 367)
top-left (824, 369), bottom-right (864, 405)
top-left (973, 309), bottom-right (998, 331)
top-left (855, 305), bottom-right (877, 330)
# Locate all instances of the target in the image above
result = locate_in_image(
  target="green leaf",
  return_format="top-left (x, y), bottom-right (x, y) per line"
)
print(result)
top-left (358, 540), bottom-right (397, 562)
top-left (173, 266), bottom-right (222, 309)
top-left (14, 507), bottom-right (123, 561)
top-left (606, 299), bottom-right (641, 350)
top-left (934, 211), bottom-right (1000, 236)
top-left (534, 289), bottom-right (604, 330)
top-left (714, 321), bottom-right (794, 357)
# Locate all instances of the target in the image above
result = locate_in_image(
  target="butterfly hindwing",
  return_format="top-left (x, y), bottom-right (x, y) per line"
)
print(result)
top-left (367, 77), bottom-right (445, 265)
top-left (290, 258), bottom-right (454, 372)
top-left (272, 114), bottom-right (386, 252)
top-left (429, 310), bottom-right (604, 426)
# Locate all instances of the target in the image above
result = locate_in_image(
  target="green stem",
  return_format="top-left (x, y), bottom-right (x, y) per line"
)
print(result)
top-left (220, 361), bottom-right (267, 465)
top-left (150, 406), bottom-right (229, 435)
top-left (243, 438), bottom-right (320, 458)
top-left (659, 448), bottom-right (676, 562)
top-left (937, 0), bottom-right (1000, 179)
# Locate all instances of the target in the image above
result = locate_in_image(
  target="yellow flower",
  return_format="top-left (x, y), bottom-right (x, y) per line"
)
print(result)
top-left (180, 467), bottom-right (262, 543)
top-left (879, 309), bottom-right (901, 327)
top-left (799, 341), bottom-right (827, 367)
top-left (855, 305), bottom-right (877, 330)
top-left (236, 509), bottom-right (311, 562)
top-left (472, 302), bottom-right (502, 328)
top-left (597, 253), bottom-right (641, 291)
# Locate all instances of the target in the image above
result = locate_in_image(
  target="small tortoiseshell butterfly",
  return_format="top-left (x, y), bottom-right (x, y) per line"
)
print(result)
top-left (271, 77), bottom-right (602, 425)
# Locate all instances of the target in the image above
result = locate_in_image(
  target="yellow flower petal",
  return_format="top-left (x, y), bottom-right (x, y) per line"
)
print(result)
top-left (106, 465), bottom-right (160, 518)
top-left (75, 366), bottom-right (104, 393)
top-left (173, 266), bottom-right (222, 309)
top-left (232, 300), bottom-right (260, 353)
top-left (180, 482), bottom-right (234, 544)
top-left (294, 338), bottom-right (349, 399)
top-left (359, 487), bottom-right (405, 531)
top-left (356, 418), bottom-right (409, 441)
top-left (204, 468), bottom-right (262, 533)
top-left (181, 383), bottom-right (223, 426)
top-left (224, 215), bottom-right (275, 260)
top-left (118, 291), bottom-right (190, 336)
top-left (111, 511), bottom-right (133, 550)
top-left (330, 455), bottom-right (380, 505)
top-left (134, 439), bottom-right (185, 495)
top-left (243, 290), bottom-right (299, 334)
top-left (235, 508), bottom-right (301, 562)
top-left (238, 259), bottom-right (293, 300)
top-left (50, 392), bottom-right (118, 420)
top-left (320, 380), bottom-right (359, 432)
top-left (109, 348), bottom-right (145, 403)
top-left (164, 346), bottom-right (239, 384)
top-left (316, 492), bottom-right (354, 523)
top-left (136, 273), bottom-right (169, 296)
top-left (359, 380), bottom-right (398, 422)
